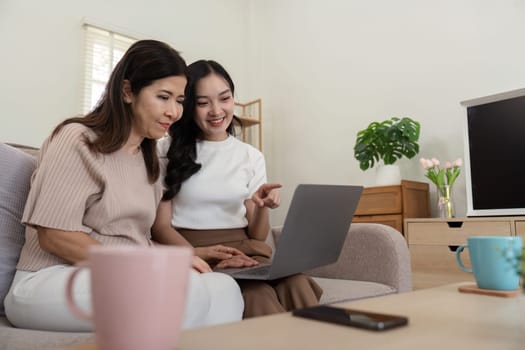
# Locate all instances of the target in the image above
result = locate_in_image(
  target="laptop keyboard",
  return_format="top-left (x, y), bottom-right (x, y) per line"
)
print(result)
top-left (247, 265), bottom-right (271, 275)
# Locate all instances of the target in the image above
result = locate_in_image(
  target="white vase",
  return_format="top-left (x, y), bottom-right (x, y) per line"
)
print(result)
top-left (375, 164), bottom-right (401, 186)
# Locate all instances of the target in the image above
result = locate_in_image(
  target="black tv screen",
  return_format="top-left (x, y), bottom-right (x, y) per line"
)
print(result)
top-left (463, 89), bottom-right (525, 216)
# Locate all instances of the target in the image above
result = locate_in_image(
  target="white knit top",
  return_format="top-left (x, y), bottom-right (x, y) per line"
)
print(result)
top-left (158, 136), bottom-right (266, 230)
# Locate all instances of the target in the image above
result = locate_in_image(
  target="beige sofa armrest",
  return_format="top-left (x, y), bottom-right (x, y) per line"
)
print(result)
top-left (270, 223), bottom-right (412, 293)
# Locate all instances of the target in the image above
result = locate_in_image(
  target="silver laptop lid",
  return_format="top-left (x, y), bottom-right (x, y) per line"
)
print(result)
top-left (268, 184), bottom-right (363, 279)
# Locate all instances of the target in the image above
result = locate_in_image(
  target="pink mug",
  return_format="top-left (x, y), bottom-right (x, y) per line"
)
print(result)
top-left (66, 245), bottom-right (192, 350)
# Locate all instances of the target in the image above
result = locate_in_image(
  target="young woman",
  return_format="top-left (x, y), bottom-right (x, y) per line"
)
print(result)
top-left (4, 41), bottom-right (243, 331)
top-left (154, 60), bottom-right (322, 318)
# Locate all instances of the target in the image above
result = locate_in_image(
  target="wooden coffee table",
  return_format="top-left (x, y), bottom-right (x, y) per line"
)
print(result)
top-left (59, 282), bottom-right (525, 350)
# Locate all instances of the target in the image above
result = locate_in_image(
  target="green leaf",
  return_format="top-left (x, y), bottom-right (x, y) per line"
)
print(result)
top-left (354, 116), bottom-right (421, 171)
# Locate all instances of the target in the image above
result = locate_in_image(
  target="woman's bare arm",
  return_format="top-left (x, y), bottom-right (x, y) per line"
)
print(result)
top-left (151, 200), bottom-right (193, 247)
top-left (245, 199), bottom-right (270, 241)
top-left (37, 227), bottom-right (101, 264)
top-left (245, 183), bottom-right (282, 241)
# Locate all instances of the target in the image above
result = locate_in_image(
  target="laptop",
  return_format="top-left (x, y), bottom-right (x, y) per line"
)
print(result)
top-left (214, 184), bottom-right (363, 280)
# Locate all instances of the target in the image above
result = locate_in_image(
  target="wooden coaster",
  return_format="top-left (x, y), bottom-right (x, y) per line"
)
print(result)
top-left (458, 284), bottom-right (521, 298)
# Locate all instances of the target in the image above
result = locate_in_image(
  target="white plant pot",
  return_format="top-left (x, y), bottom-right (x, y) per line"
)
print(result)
top-left (375, 164), bottom-right (401, 186)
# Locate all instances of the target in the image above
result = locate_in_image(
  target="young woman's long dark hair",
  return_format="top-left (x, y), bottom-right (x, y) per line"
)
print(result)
top-left (52, 40), bottom-right (187, 183)
top-left (162, 60), bottom-right (241, 200)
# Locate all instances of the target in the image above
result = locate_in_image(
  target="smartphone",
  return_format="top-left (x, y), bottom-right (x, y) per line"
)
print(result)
top-left (292, 305), bottom-right (408, 331)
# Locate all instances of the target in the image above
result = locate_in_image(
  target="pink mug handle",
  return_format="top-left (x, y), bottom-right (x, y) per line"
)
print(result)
top-left (65, 261), bottom-right (92, 321)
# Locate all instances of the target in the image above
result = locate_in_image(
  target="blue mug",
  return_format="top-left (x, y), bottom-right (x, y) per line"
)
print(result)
top-left (455, 236), bottom-right (522, 290)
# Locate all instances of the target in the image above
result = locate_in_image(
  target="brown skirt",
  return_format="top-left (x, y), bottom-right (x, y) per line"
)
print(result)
top-left (179, 228), bottom-right (323, 318)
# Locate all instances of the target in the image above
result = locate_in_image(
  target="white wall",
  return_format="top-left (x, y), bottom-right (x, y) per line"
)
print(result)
top-left (0, 0), bottom-right (251, 146)
top-left (2, 1), bottom-right (525, 226)
top-left (249, 0), bottom-right (525, 224)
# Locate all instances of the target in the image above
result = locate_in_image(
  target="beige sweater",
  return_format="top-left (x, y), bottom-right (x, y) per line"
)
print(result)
top-left (17, 123), bottom-right (162, 271)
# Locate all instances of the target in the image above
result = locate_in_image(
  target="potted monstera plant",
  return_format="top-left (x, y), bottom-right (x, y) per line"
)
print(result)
top-left (354, 117), bottom-right (420, 185)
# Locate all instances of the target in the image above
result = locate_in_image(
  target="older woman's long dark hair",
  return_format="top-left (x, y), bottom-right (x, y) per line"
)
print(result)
top-left (162, 60), bottom-right (241, 200)
top-left (52, 40), bottom-right (187, 183)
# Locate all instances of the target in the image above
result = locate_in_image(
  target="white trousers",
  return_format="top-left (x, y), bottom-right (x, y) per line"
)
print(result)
top-left (4, 265), bottom-right (243, 332)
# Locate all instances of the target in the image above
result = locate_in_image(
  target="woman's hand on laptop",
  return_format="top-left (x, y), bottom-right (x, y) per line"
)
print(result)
top-left (215, 255), bottom-right (259, 269)
top-left (192, 256), bottom-right (212, 273)
top-left (195, 245), bottom-right (245, 261)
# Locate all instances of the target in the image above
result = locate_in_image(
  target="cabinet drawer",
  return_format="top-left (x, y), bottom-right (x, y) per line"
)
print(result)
top-left (410, 245), bottom-right (475, 289)
top-left (355, 186), bottom-right (402, 215)
top-left (407, 221), bottom-right (512, 245)
top-left (515, 220), bottom-right (525, 238)
top-left (353, 214), bottom-right (403, 233)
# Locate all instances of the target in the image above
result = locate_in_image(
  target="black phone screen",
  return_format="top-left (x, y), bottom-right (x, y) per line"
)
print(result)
top-left (292, 305), bottom-right (408, 331)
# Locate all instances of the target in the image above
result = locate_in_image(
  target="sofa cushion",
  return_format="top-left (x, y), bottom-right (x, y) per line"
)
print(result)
top-left (0, 316), bottom-right (94, 350)
top-left (313, 277), bottom-right (396, 304)
top-left (0, 143), bottom-right (36, 315)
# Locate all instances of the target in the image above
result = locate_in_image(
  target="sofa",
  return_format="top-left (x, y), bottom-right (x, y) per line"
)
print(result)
top-left (0, 142), bottom-right (412, 350)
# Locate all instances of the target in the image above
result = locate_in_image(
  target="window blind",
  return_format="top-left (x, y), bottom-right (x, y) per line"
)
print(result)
top-left (82, 24), bottom-right (136, 114)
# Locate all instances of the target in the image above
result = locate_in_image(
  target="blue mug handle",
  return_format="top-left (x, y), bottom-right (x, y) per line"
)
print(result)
top-left (455, 244), bottom-right (473, 273)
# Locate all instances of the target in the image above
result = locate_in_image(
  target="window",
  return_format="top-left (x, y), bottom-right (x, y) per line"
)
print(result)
top-left (82, 24), bottom-right (137, 114)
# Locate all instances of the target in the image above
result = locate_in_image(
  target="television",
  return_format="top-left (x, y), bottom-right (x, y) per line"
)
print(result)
top-left (461, 88), bottom-right (525, 217)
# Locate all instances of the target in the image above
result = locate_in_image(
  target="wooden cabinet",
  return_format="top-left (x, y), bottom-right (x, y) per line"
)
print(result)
top-left (353, 180), bottom-right (430, 234)
top-left (405, 217), bottom-right (519, 290)
top-left (515, 219), bottom-right (525, 240)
